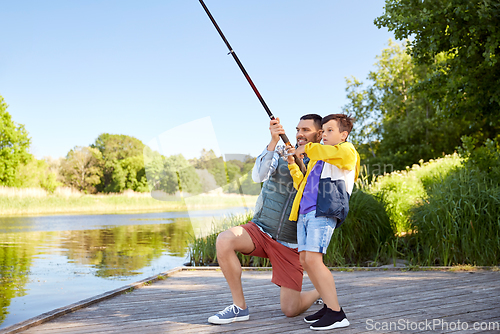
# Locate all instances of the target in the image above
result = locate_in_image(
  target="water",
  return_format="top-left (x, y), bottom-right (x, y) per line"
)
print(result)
top-left (0, 207), bottom-right (249, 329)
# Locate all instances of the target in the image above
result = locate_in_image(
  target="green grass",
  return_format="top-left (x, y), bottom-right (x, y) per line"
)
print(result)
top-left (188, 188), bottom-right (393, 267)
top-left (324, 189), bottom-right (394, 266)
top-left (366, 154), bottom-right (462, 234)
top-left (409, 167), bottom-right (500, 266)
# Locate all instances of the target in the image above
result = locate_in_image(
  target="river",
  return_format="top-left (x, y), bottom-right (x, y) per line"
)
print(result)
top-left (0, 207), bottom-right (250, 329)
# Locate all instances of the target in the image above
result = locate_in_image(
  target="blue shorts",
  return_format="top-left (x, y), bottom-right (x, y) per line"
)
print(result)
top-left (297, 210), bottom-right (337, 254)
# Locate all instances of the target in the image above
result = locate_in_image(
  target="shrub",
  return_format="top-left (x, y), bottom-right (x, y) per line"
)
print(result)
top-left (324, 188), bottom-right (394, 266)
top-left (410, 167), bottom-right (500, 266)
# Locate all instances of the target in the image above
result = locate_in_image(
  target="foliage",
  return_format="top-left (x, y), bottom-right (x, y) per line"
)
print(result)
top-left (323, 188), bottom-right (394, 266)
top-left (343, 40), bottom-right (465, 171)
top-left (59, 146), bottom-right (103, 193)
top-left (91, 134), bottom-right (148, 193)
top-left (375, 0), bottom-right (500, 144)
top-left (189, 189), bottom-right (394, 267)
top-left (189, 149), bottom-right (227, 187)
top-left (144, 147), bottom-right (201, 195)
top-left (458, 135), bottom-right (500, 183)
top-left (410, 167), bottom-right (500, 266)
top-left (188, 212), bottom-right (272, 266)
top-left (366, 154), bottom-right (462, 234)
top-left (13, 158), bottom-right (60, 193)
top-left (92, 133), bottom-right (145, 161)
top-left (0, 95), bottom-right (32, 186)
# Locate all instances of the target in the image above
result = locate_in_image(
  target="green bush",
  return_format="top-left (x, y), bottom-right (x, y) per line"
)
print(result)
top-left (408, 137), bottom-right (500, 266)
top-left (367, 154), bottom-right (462, 234)
top-left (324, 188), bottom-right (394, 266)
top-left (410, 168), bottom-right (500, 266)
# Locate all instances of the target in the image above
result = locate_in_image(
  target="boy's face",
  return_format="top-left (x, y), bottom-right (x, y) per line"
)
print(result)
top-left (322, 120), bottom-right (347, 146)
top-left (296, 119), bottom-right (322, 146)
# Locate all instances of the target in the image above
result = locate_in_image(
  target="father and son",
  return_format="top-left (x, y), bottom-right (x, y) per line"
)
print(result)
top-left (208, 113), bottom-right (360, 331)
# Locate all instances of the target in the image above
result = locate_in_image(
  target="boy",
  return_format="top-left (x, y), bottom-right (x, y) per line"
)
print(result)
top-left (286, 114), bottom-right (360, 330)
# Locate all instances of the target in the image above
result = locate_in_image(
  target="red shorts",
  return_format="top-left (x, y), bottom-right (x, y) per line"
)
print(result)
top-left (241, 221), bottom-right (303, 292)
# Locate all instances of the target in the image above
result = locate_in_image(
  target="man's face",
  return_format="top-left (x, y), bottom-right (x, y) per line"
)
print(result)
top-left (322, 119), bottom-right (347, 146)
top-left (296, 119), bottom-right (322, 147)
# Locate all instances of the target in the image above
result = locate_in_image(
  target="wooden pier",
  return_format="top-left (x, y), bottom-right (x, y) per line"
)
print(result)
top-left (2, 267), bottom-right (499, 333)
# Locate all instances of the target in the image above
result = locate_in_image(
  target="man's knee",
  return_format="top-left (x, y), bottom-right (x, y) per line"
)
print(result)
top-left (281, 303), bottom-right (300, 317)
top-left (216, 230), bottom-right (236, 253)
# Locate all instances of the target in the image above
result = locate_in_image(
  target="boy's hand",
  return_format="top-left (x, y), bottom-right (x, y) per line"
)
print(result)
top-left (285, 146), bottom-right (304, 165)
top-left (295, 145), bottom-right (305, 157)
top-left (267, 118), bottom-right (285, 151)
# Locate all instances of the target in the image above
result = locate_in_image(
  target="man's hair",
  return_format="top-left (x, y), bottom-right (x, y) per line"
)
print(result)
top-left (321, 114), bottom-right (355, 140)
top-left (300, 114), bottom-right (322, 130)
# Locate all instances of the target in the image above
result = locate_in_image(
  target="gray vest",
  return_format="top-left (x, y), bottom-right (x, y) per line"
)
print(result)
top-left (252, 156), bottom-right (302, 244)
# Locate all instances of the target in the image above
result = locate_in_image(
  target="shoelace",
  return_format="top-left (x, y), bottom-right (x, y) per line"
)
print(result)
top-left (218, 304), bottom-right (240, 316)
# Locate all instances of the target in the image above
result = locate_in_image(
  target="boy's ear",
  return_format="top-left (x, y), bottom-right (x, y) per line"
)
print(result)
top-left (341, 131), bottom-right (348, 141)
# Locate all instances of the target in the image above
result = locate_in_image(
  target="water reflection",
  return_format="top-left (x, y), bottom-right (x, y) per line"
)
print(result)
top-left (0, 208), bottom-right (246, 329)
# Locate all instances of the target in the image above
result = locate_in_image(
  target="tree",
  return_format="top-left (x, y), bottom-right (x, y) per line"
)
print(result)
top-left (60, 146), bottom-right (103, 193)
top-left (375, 0), bottom-right (500, 144)
top-left (343, 40), bottom-right (465, 171)
top-left (144, 147), bottom-right (201, 195)
top-left (92, 133), bottom-right (145, 161)
top-left (92, 134), bottom-right (148, 193)
top-left (0, 95), bottom-right (32, 186)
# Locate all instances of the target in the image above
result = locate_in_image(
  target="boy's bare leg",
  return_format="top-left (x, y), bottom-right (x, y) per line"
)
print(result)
top-left (215, 226), bottom-right (255, 309)
top-left (302, 251), bottom-right (341, 311)
top-left (280, 286), bottom-right (320, 317)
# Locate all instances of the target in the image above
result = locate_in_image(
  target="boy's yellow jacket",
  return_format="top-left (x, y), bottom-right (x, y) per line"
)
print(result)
top-left (287, 142), bottom-right (360, 224)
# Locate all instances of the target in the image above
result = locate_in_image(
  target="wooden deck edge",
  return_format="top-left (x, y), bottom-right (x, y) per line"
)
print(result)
top-left (0, 267), bottom-right (184, 334)
top-left (2, 265), bottom-right (498, 333)
top-left (183, 265), bottom-right (500, 272)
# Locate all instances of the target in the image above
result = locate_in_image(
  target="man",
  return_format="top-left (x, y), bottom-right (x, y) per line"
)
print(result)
top-left (208, 114), bottom-right (323, 324)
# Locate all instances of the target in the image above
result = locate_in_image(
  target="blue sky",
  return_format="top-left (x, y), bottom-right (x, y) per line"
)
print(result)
top-left (1, 1), bottom-right (393, 160)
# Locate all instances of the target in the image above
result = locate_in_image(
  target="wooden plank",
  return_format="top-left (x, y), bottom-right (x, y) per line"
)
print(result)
top-left (5, 268), bottom-right (499, 334)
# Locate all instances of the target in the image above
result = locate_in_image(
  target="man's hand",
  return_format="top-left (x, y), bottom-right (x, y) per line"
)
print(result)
top-left (286, 146), bottom-right (296, 164)
top-left (267, 118), bottom-right (285, 151)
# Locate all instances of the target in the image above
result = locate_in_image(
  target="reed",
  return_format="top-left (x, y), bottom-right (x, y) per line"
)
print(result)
top-left (323, 188), bottom-right (394, 266)
top-left (409, 167), bottom-right (500, 266)
top-left (188, 188), bottom-right (393, 267)
top-left (0, 187), bottom-right (257, 216)
top-left (367, 154), bottom-right (462, 234)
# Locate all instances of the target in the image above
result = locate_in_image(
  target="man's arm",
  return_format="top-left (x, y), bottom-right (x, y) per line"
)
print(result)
top-left (251, 118), bottom-right (287, 183)
top-left (252, 147), bottom-right (279, 183)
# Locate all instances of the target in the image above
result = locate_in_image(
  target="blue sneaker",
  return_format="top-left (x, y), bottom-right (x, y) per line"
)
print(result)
top-left (208, 304), bottom-right (250, 324)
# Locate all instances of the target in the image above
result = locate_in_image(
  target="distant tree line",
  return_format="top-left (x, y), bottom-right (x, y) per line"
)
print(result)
top-left (0, 95), bottom-right (258, 194)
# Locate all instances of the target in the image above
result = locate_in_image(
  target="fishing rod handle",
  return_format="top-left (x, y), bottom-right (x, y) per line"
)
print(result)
top-left (279, 133), bottom-right (307, 174)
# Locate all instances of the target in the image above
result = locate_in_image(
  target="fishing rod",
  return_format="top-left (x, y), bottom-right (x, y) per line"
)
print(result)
top-left (198, 0), bottom-right (307, 173)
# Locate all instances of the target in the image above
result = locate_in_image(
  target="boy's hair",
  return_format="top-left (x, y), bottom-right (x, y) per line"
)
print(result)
top-left (300, 114), bottom-right (322, 130)
top-left (321, 114), bottom-right (355, 140)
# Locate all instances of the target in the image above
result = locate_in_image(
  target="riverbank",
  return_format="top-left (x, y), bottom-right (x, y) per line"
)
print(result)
top-left (0, 187), bottom-right (258, 216)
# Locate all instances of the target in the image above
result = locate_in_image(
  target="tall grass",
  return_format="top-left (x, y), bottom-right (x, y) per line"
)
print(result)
top-left (324, 189), bottom-right (394, 266)
top-left (410, 166), bottom-right (500, 266)
top-left (0, 186), bottom-right (257, 216)
top-left (189, 188), bottom-right (393, 267)
top-left (367, 154), bottom-right (462, 234)
top-left (188, 212), bottom-right (272, 267)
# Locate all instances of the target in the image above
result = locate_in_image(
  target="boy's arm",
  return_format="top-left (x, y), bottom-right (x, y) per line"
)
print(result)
top-left (304, 142), bottom-right (358, 171)
top-left (287, 163), bottom-right (305, 190)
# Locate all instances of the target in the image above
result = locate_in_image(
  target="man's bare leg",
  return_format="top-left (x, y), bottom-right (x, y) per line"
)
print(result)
top-left (280, 286), bottom-right (320, 317)
top-left (215, 226), bottom-right (255, 309)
